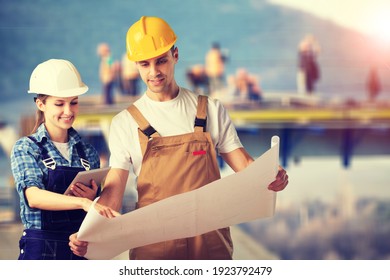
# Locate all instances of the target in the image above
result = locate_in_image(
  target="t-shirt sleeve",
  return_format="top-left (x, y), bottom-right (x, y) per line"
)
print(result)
top-left (108, 113), bottom-right (132, 171)
top-left (214, 99), bottom-right (243, 154)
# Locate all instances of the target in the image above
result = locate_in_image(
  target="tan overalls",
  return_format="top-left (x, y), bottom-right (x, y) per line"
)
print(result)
top-left (127, 95), bottom-right (233, 260)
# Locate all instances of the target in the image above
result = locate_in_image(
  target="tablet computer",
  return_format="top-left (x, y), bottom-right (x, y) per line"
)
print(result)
top-left (64, 167), bottom-right (111, 195)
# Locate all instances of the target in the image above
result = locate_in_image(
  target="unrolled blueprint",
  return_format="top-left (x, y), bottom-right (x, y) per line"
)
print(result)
top-left (78, 136), bottom-right (280, 260)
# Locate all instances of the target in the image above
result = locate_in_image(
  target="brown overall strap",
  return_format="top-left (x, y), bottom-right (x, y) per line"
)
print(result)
top-left (127, 105), bottom-right (160, 156)
top-left (127, 105), bottom-right (160, 138)
top-left (194, 95), bottom-right (208, 133)
top-left (127, 95), bottom-right (208, 154)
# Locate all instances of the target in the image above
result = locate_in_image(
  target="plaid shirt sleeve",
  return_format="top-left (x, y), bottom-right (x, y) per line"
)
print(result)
top-left (10, 137), bottom-right (45, 228)
top-left (10, 137), bottom-right (46, 193)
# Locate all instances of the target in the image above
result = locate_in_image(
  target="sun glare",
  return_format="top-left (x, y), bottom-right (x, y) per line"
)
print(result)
top-left (367, 9), bottom-right (390, 45)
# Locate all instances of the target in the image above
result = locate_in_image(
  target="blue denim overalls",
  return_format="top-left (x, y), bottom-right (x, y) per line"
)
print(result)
top-left (18, 136), bottom-right (93, 260)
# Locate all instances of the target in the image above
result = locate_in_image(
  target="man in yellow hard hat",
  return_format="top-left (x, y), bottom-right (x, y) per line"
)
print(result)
top-left (69, 16), bottom-right (289, 260)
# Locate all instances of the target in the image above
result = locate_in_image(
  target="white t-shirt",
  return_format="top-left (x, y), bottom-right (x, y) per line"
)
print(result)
top-left (108, 87), bottom-right (243, 176)
top-left (53, 141), bottom-right (70, 161)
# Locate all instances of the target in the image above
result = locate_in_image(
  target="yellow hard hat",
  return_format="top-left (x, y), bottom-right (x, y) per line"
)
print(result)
top-left (28, 59), bottom-right (88, 97)
top-left (126, 16), bottom-right (177, 62)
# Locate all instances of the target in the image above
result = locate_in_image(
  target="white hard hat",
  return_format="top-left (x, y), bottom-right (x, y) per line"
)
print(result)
top-left (28, 59), bottom-right (88, 97)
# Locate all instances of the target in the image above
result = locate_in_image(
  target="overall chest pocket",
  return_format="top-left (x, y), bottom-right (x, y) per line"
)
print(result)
top-left (147, 140), bottom-right (212, 197)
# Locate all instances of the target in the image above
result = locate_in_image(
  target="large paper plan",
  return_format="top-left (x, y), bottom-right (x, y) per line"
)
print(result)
top-left (78, 136), bottom-right (280, 259)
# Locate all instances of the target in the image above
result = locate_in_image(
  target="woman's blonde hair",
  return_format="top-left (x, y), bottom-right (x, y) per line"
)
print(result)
top-left (31, 94), bottom-right (49, 134)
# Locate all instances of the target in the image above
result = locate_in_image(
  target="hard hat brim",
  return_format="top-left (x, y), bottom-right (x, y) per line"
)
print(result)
top-left (128, 39), bottom-right (176, 62)
top-left (27, 84), bottom-right (89, 97)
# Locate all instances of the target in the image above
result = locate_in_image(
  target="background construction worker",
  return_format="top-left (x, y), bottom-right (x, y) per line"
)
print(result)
top-left (205, 41), bottom-right (227, 94)
top-left (10, 59), bottom-right (117, 260)
top-left (69, 16), bottom-right (289, 260)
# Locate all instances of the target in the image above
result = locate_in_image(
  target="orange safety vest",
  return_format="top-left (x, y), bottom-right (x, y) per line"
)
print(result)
top-left (127, 95), bottom-right (233, 260)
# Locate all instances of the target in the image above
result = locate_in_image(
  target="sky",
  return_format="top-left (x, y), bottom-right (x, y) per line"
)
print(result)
top-left (268, 0), bottom-right (390, 44)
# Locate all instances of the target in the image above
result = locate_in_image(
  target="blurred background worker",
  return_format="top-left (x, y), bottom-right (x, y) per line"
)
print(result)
top-left (120, 53), bottom-right (140, 96)
top-left (366, 65), bottom-right (381, 103)
top-left (185, 64), bottom-right (209, 94)
top-left (234, 68), bottom-right (262, 103)
top-left (205, 42), bottom-right (228, 94)
top-left (97, 43), bottom-right (120, 104)
top-left (297, 34), bottom-right (320, 95)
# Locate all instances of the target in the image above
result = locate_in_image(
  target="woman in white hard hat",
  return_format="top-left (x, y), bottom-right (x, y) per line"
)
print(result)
top-left (10, 59), bottom-right (117, 260)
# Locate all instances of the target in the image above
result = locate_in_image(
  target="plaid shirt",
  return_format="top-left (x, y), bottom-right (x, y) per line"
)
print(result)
top-left (10, 124), bottom-right (100, 229)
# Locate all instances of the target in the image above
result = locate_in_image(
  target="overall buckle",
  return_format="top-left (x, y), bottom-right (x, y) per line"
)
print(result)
top-left (80, 158), bottom-right (90, 170)
top-left (42, 158), bottom-right (56, 170)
